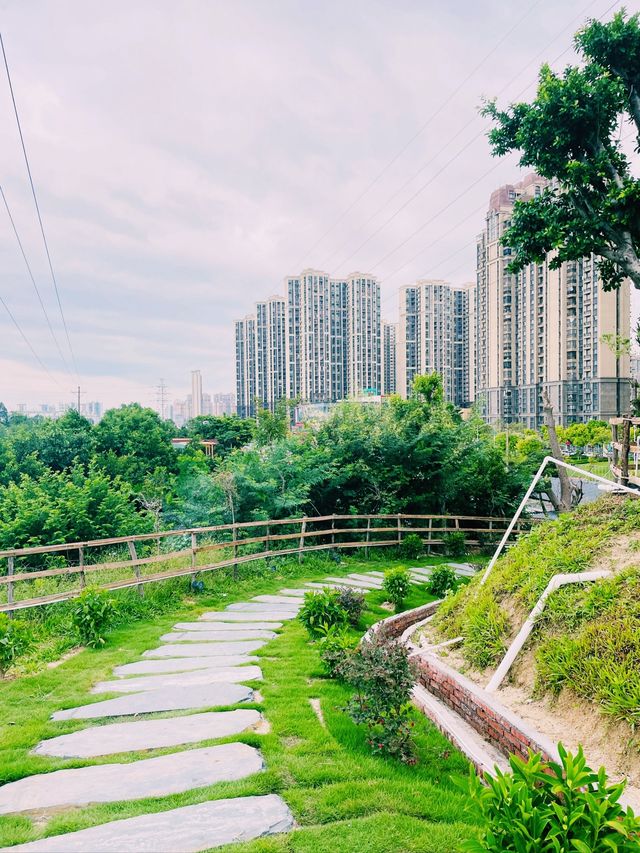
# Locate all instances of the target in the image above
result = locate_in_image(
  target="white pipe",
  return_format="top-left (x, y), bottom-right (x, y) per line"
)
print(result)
top-left (480, 455), bottom-right (639, 587)
top-left (486, 569), bottom-right (612, 692)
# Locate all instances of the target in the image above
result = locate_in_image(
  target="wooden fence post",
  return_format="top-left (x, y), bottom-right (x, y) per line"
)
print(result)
top-left (331, 515), bottom-right (335, 546)
top-left (298, 518), bottom-right (307, 563)
top-left (397, 514), bottom-right (402, 546)
top-left (232, 524), bottom-right (238, 581)
top-left (265, 524), bottom-right (270, 553)
top-left (127, 540), bottom-right (144, 597)
top-left (7, 556), bottom-right (14, 618)
top-left (621, 418), bottom-right (631, 486)
top-left (190, 532), bottom-right (197, 585)
top-left (427, 518), bottom-right (432, 554)
top-left (365, 517), bottom-right (371, 559)
top-left (78, 546), bottom-right (86, 588)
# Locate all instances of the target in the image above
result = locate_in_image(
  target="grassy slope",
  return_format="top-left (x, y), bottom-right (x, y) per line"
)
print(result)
top-left (432, 495), bottom-right (640, 727)
top-left (0, 555), bottom-right (477, 851)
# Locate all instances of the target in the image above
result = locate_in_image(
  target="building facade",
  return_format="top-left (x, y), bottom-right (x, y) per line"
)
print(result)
top-left (190, 370), bottom-right (203, 419)
top-left (255, 295), bottom-right (287, 412)
top-left (235, 315), bottom-right (257, 418)
top-left (475, 173), bottom-right (631, 427)
top-left (382, 321), bottom-right (397, 396)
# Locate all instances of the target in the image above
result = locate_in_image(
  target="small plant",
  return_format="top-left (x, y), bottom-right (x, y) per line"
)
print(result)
top-left (383, 567), bottom-right (411, 611)
top-left (399, 533), bottom-right (423, 559)
top-left (0, 614), bottom-right (31, 675)
top-left (317, 625), bottom-right (356, 678)
top-left (459, 744), bottom-right (640, 852)
top-left (336, 587), bottom-right (365, 627)
top-left (442, 530), bottom-right (466, 557)
top-left (342, 631), bottom-right (418, 763)
top-left (298, 589), bottom-right (348, 637)
top-left (71, 588), bottom-right (115, 648)
top-left (428, 566), bottom-right (458, 598)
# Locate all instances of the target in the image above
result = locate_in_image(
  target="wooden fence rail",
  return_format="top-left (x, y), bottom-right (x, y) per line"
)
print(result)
top-left (0, 513), bottom-right (535, 614)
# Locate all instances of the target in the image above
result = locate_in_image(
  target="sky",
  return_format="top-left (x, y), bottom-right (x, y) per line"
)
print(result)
top-left (0, 0), bottom-right (637, 410)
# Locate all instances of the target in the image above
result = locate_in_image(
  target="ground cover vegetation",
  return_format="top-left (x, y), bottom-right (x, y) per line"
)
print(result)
top-left (432, 495), bottom-right (640, 729)
top-left (0, 555), bottom-right (479, 852)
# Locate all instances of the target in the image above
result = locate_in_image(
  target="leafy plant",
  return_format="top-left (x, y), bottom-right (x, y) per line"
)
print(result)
top-left (442, 530), bottom-right (466, 557)
top-left (459, 744), bottom-right (640, 852)
top-left (383, 567), bottom-right (411, 612)
top-left (317, 625), bottom-right (357, 678)
top-left (71, 588), bottom-right (115, 647)
top-left (336, 587), bottom-right (365, 627)
top-left (399, 533), bottom-right (423, 559)
top-left (0, 614), bottom-right (31, 675)
top-left (298, 589), bottom-right (348, 638)
top-left (428, 566), bottom-right (458, 598)
top-left (342, 631), bottom-right (418, 763)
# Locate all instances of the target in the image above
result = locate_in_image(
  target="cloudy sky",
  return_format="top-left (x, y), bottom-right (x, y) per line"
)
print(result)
top-left (0, 0), bottom-right (637, 410)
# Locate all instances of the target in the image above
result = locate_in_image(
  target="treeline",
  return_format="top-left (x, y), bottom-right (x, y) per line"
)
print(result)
top-left (0, 379), bottom-right (529, 551)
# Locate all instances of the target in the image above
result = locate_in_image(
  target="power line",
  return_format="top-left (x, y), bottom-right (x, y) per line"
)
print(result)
top-left (0, 293), bottom-right (63, 388)
top-left (293, 0), bottom-right (545, 269)
top-left (0, 184), bottom-right (71, 373)
top-left (0, 31), bottom-right (78, 377)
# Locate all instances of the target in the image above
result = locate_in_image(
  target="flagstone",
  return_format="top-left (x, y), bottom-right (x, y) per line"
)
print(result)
top-left (5, 793), bottom-right (294, 852)
top-left (34, 709), bottom-right (262, 758)
top-left (251, 594), bottom-right (306, 605)
top-left (275, 589), bottom-right (308, 597)
top-left (225, 602), bottom-right (300, 612)
top-left (52, 682), bottom-right (252, 720)
top-left (0, 743), bottom-right (263, 815)
top-left (199, 611), bottom-right (297, 622)
top-left (161, 629), bottom-right (276, 642)
top-left (324, 576), bottom-right (380, 589)
top-left (143, 640), bottom-right (266, 658)
top-left (93, 665), bottom-right (263, 694)
top-left (113, 655), bottom-right (257, 677)
top-left (174, 621), bottom-right (283, 632)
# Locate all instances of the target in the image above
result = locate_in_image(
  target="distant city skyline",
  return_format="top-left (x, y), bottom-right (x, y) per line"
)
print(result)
top-left (1, 1), bottom-right (637, 410)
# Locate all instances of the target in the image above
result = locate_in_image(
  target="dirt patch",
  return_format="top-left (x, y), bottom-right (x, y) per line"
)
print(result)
top-left (46, 647), bottom-right (82, 669)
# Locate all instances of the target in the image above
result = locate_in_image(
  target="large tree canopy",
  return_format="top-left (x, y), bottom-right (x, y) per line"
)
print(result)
top-left (483, 11), bottom-right (640, 290)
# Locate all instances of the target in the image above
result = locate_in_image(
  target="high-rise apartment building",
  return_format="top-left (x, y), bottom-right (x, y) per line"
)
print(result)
top-left (212, 393), bottom-right (236, 416)
top-left (346, 273), bottom-right (381, 397)
top-left (396, 279), bottom-right (471, 406)
top-left (191, 370), bottom-right (203, 419)
top-left (475, 173), bottom-right (631, 427)
top-left (235, 315), bottom-right (257, 418)
top-left (382, 322), bottom-right (397, 396)
top-left (256, 295), bottom-right (287, 412)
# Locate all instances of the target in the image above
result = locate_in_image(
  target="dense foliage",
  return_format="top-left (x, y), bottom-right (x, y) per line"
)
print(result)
top-left (383, 567), bottom-right (411, 611)
top-left (298, 589), bottom-right (348, 637)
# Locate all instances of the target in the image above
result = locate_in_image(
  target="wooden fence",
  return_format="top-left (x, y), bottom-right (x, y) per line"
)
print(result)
top-left (0, 514), bottom-right (534, 614)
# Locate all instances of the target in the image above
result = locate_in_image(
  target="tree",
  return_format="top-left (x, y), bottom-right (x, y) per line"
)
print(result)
top-left (184, 415), bottom-right (254, 456)
top-left (413, 373), bottom-right (444, 406)
top-left (483, 10), bottom-right (640, 290)
top-left (0, 403), bottom-right (8, 427)
top-left (254, 402), bottom-right (289, 447)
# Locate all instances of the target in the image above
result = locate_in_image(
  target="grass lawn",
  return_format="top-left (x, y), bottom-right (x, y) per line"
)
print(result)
top-left (0, 554), bottom-right (479, 851)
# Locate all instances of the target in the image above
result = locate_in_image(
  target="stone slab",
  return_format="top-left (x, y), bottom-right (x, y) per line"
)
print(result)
top-left (143, 640), bottom-right (266, 658)
top-left (251, 594), bottom-right (305, 605)
top-left (0, 743), bottom-right (263, 815)
top-left (4, 793), bottom-right (294, 852)
top-left (174, 621), bottom-right (283, 632)
top-left (275, 589), bottom-right (307, 597)
top-left (161, 630), bottom-right (276, 642)
top-left (93, 665), bottom-right (263, 694)
top-left (411, 567), bottom-right (433, 577)
top-left (113, 655), bottom-right (257, 677)
top-left (199, 611), bottom-right (297, 622)
top-left (52, 682), bottom-right (252, 720)
top-left (347, 574), bottom-right (383, 587)
top-left (226, 602), bottom-right (300, 612)
top-left (34, 709), bottom-right (263, 758)
top-left (324, 576), bottom-right (380, 589)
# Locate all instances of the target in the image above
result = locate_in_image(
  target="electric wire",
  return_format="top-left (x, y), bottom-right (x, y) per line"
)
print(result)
top-left (0, 293), bottom-right (63, 388)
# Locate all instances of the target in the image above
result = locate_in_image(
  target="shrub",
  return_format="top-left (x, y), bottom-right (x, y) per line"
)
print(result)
top-left (459, 744), bottom-right (640, 852)
top-left (399, 533), bottom-right (423, 559)
top-left (383, 567), bottom-right (411, 611)
top-left (428, 566), bottom-right (458, 598)
top-left (462, 600), bottom-right (510, 670)
top-left (336, 587), bottom-right (365, 627)
top-left (71, 588), bottom-right (115, 647)
top-left (442, 530), bottom-right (466, 557)
top-left (0, 614), bottom-right (31, 675)
top-left (298, 589), bottom-right (348, 637)
top-left (342, 631), bottom-right (418, 763)
top-left (318, 625), bottom-right (357, 678)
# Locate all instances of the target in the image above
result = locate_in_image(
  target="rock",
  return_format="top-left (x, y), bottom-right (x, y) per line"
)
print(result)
top-left (4, 794), bottom-right (294, 851)
top-left (92, 665), bottom-right (262, 694)
top-left (0, 743), bottom-right (263, 814)
top-left (34, 709), bottom-right (262, 758)
top-left (113, 655), bottom-right (257, 677)
top-left (160, 630), bottom-right (276, 642)
top-left (143, 640), bottom-right (266, 658)
top-left (52, 682), bottom-right (252, 720)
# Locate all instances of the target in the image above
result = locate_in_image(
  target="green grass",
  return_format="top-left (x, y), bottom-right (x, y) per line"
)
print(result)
top-left (0, 553), bottom-right (478, 851)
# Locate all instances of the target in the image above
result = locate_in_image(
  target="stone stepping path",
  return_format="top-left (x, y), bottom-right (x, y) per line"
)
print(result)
top-left (113, 655), bottom-right (258, 676)
top-left (226, 602), bottom-right (300, 612)
top-left (173, 621), bottom-right (283, 632)
top-left (34, 710), bottom-right (263, 758)
top-left (92, 664), bottom-right (262, 694)
top-left (6, 794), bottom-right (294, 852)
top-left (0, 743), bottom-right (263, 815)
top-left (144, 640), bottom-right (266, 658)
top-left (199, 610), bottom-right (297, 622)
top-left (53, 682), bottom-right (253, 720)
top-left (252, 594), bottom-right (305, 605)
top-left (161, 629), bottom-right (276, 642)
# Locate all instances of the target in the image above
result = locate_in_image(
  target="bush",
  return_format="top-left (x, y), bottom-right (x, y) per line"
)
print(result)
top-left (71, 588), bottom-right (115, 647)
top-left (442, 530), bottom-right (466, 557)
top-left (383, 567), bottom-right (411, 611)
top-left (428, 566), bottom-right (458, 598)
top-left (342, 631), bottom-right (418, 763)
top-left (336, 587), bottom-right (365, 627)
top-left (298, 589), bottom-right (348, 637)
top-left (318, 625), bottom-right (357, 678)
top-left (459, 744), bottom-right (640, 852)
top-left (399, 533), bottom-right (423, 559)
top-left (0, 614), bottom-right (31, 675)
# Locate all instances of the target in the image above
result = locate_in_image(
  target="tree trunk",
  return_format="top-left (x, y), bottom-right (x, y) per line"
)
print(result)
top-left (542, 390), bottom-right (572, 513)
